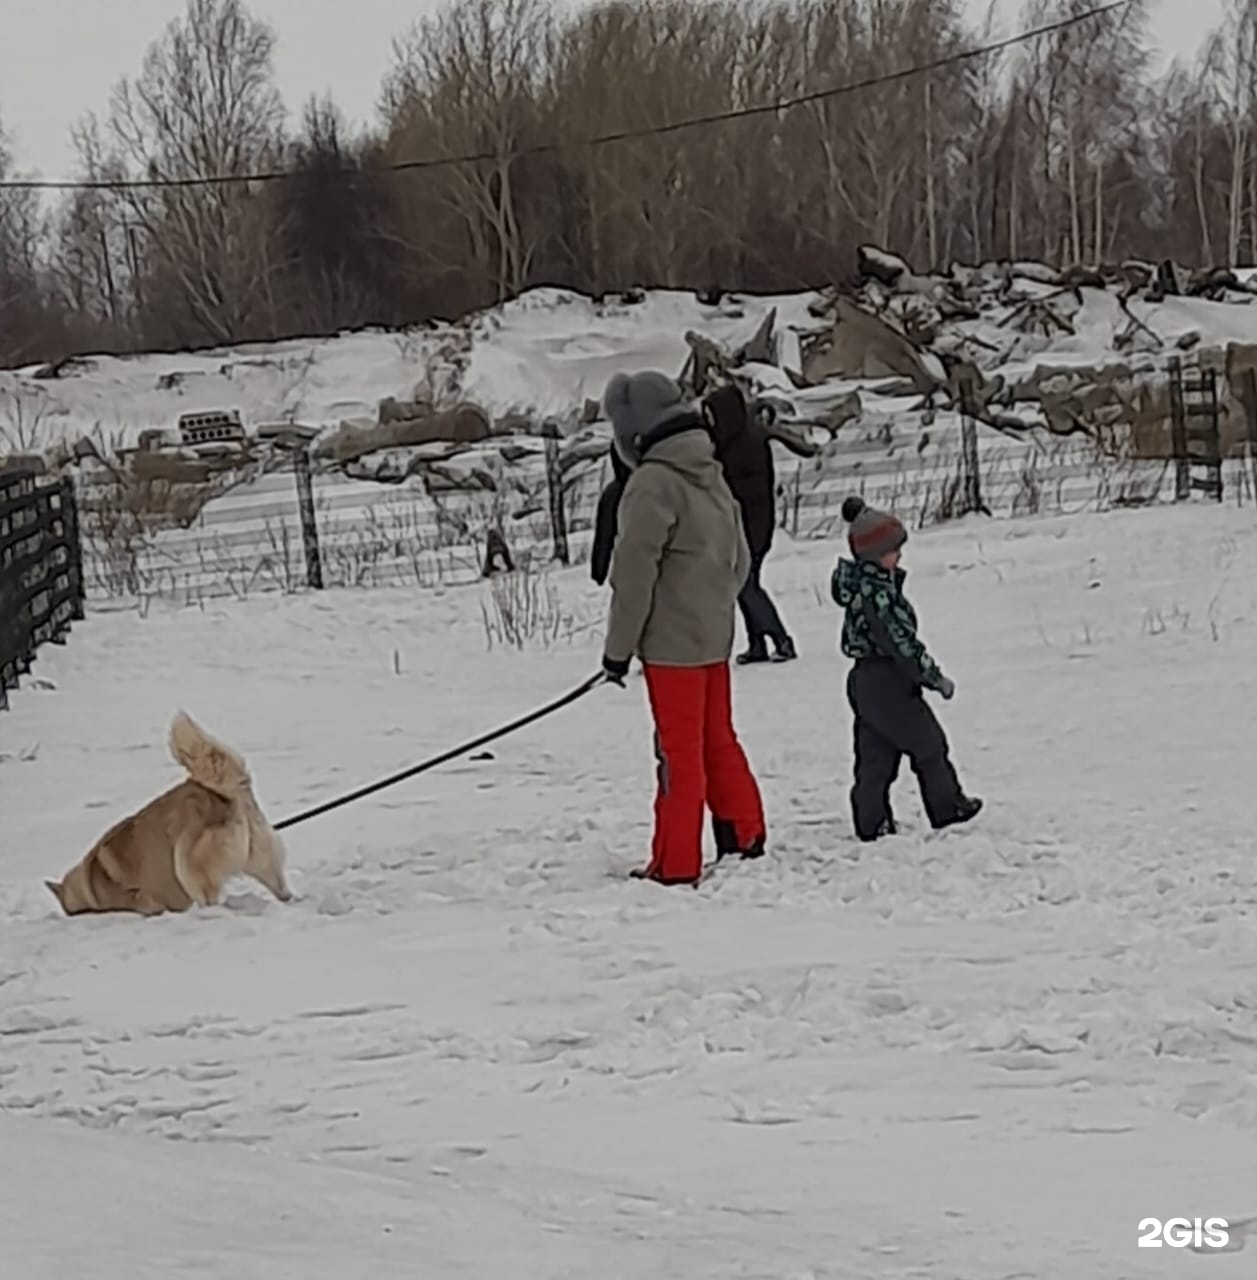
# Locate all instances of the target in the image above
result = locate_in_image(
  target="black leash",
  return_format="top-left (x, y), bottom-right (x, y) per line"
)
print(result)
top-left (274, 671), bottom-right (607, 832)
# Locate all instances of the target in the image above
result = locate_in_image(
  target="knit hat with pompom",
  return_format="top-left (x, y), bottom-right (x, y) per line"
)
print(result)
top-left (842, 495), bottom-right (908, 562)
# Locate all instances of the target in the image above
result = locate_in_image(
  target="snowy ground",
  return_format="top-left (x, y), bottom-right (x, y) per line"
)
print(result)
top-left (4, 502), bottom-right (1257, 1277)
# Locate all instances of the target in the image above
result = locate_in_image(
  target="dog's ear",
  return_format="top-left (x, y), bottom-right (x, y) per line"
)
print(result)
top-left (44, 879), bottom-right (67, 912)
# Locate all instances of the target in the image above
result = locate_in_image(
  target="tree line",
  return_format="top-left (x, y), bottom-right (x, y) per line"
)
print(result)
top-left (2, 0), bottom-right (1257, 368)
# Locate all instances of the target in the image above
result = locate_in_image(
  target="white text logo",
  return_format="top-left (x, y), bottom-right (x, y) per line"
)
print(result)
top-left (1138, 1218), bottom-right (1229, 1249)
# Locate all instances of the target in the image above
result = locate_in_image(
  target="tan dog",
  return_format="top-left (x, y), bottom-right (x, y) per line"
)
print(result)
top-left (46, 711), bottom-right (292, 917)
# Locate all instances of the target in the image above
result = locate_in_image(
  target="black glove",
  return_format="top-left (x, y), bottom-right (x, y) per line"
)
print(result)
top-left (936, 676), bottom-right (955, 700)
top-left (602, 655), bottom-right (630, 686)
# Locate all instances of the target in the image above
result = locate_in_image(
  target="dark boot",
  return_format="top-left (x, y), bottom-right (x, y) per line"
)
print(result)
top-left (932, 795), bottom-right (983, 831)
top-left (736, 641), bottom-right (770, 665)
top-left (856, 815), bottom-right (898, 843)
top-left (712, 816), bottom-right (767, 861)
top-left (740, 834), bottom-right (767, 860)
top-left (770, 636), bottom-right (797, 663)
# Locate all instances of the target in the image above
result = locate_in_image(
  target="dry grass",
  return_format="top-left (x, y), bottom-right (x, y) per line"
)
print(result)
top-left (0, 388), bottom-right (57, 453)
top-left (479, 555), bottom-right (587, 651)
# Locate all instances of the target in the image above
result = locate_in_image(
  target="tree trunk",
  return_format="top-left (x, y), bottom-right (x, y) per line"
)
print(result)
top-left (1066, 122), bottom-right (1082, 266)
top-left (1193, 114), bottom-right (1214, 265)
top-left (1091, 160), bottom-right (1103, 267)
top-left (1228, 122), bottom-right (1247, 266)
top-left (923, 76), bottom-right (938, 270)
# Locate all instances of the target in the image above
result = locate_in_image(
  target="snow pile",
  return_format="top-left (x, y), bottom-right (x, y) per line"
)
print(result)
top-left (3, 503), bottom-right (1257, 1275)
top-left (0, 289), bottom-right (819, 451)
top-left (849, 246), bottom-right (1257, 372)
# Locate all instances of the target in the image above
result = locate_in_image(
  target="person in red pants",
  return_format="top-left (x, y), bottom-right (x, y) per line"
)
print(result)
top-left (599, 370), bottom-right (767, 885)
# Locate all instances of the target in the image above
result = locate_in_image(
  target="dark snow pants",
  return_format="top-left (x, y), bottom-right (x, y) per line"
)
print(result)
top-left (737, 551), bottom-right (788, 649)
top-left (590, 478), bottom-right (626, 586)
top-left (846, 656), bottom-right (965, 840)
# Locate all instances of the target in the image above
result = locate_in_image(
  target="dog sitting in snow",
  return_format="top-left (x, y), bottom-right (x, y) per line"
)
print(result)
top-left (46, 711), bottom-right (292, 917)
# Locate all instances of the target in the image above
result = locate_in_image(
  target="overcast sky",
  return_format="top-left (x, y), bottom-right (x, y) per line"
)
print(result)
top-left (0, 0), bottom-right (1222, 177)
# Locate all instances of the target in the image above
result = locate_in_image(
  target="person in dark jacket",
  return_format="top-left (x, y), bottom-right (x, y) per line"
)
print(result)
top-left (831, 495), bottom-right (982, 842)
top-left (589, 443), bottom-right (632, 586)
top-left (703, 384), bottom-right (796, 664)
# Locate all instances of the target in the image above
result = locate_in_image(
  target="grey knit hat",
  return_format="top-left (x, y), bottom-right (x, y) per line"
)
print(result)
top-left (602, 370), bottom-right (692, 466)
top-left (842, 495), bottom-right (908, 562)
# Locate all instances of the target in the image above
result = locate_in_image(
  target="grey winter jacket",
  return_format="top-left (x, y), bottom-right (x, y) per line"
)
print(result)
top-left (603, 421), bottom-right (750, 667)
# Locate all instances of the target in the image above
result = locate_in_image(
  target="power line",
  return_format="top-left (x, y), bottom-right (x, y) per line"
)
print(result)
top-left (0, 0), bottom-right (1130, 194)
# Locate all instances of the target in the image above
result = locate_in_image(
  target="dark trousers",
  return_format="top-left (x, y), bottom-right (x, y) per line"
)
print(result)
top-left (737, 551), bottom-right (788, 649)
top-left (846, 657), bottom-right (964, 839)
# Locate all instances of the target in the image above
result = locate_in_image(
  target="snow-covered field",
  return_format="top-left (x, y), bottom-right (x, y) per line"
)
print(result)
top-left (4, 501), bottom-right (1257, 1277)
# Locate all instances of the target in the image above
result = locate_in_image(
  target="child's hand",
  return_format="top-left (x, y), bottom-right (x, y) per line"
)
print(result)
top-left (936, 676), bottom-right (956, 700)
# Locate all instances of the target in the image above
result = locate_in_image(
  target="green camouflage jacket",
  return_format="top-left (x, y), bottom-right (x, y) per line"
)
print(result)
top-left (831, 557), bottom-right (946, 691)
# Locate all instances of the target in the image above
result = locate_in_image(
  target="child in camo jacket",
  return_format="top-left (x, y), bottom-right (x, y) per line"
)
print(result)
top-left (831, 496), bottom-right (982, 841)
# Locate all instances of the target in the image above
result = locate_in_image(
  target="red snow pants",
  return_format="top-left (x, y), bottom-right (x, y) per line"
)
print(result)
top-left (640, 662), bottom-right (766, 884)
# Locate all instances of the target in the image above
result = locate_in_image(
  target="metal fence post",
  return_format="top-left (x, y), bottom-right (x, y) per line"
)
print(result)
top-left (1167, 356), bottom-right (1190, 501)
top-left (292, 446), bottom-right (324, 590)
top-left (543, 424), bottom-right (571, 566)
top-left (1243, 369), bottom-right (1257, 506)
top-left (952, 362), bottom-right (989, 518)
top-left (960, 413), bottom-right (984, 515)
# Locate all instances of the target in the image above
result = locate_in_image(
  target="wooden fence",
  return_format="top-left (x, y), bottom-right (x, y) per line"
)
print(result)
top-left (0, 468), bottom-right (85, 711)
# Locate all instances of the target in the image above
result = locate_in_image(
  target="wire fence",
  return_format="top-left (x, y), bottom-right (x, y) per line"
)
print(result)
top-left (72, 410), bottom-right (1257, 608)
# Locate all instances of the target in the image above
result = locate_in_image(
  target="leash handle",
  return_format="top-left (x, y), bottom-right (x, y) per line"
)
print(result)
top-left (274, 671), bottom-right (607, 831)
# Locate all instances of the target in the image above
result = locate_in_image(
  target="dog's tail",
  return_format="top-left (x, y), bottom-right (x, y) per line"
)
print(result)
top-left (168, 710), bottom-right (251, 798)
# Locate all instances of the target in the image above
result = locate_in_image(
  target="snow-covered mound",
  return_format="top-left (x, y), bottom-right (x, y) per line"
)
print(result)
top-left (0, 289), bottom-right (820, 450)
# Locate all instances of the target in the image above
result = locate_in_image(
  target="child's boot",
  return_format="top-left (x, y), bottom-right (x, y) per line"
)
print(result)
top-left (934, 795), bottom-right (982, 831)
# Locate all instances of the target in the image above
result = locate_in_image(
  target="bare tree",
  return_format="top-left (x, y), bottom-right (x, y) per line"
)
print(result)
top-left (49, 116), bottom-right (135, 342)
top-left (0, 116), bottom-right (62, 366)
top-left (105, 0), bottom-right (287, 345)
top-left (273, 96), bottom-right (399, 331)
top-left (9, 0), bottom-right (1257, 368)
top-left (1152, 63), bottom-right (1223, 265)
top-left (1200, 0), bottom-right (1257, 265)
top-left (383, 0), bottom-right (552, 305)
top-left (1011, 0), bottom-right (1151, 265)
